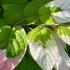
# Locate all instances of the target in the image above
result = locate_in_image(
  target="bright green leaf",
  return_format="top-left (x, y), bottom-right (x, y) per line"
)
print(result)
top-left (28, 26), bottom-right (51, 44)
top-left (40, 15), bottom-right (55, 24)
top-left (6, 26), bottom-right (28, 57)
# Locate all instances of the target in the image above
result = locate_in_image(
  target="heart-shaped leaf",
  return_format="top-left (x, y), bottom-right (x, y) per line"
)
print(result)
top-left (28, 26), bottom-right (70, 70)
top-left (6, 26), bottom-right (28, 57)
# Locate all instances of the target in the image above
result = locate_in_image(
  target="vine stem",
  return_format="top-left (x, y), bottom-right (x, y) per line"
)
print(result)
top-left (14, 18), bottom-right (70, 30)
top-left (26, 23), bottom-right (70, 30)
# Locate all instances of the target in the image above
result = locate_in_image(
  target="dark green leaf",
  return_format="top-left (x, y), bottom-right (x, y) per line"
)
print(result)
top-left (24, 0), bottom-right (52, 23)
top-left (0, 26), bottom-right (12, 49)
top-left (1, 0), bottom-right (28, 25)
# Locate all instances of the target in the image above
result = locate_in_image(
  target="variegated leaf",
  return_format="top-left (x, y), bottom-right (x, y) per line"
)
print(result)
top-left (53, 11), bottom-right (70, 23)
top-left (0, 49), bottom-right (26, 70)
top-left (53, 0), bottom-right (70, 10)
top-left (28, 27), bottom-right (70, 70)
top-left (56, 26), bottom-right (70, 46)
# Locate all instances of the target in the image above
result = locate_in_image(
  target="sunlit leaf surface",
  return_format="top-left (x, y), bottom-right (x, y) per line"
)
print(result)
top-left (28, 26), bottom-right (70, 70)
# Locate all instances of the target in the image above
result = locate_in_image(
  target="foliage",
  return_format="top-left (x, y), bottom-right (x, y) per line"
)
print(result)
top-left (0, 0), bottom-right (70, 70)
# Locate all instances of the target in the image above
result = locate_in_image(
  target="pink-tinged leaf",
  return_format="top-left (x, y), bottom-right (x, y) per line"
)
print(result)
top-left (0, 49), bottom-right (25, 70)
top-left (0, 60), bottom-right (15, 70)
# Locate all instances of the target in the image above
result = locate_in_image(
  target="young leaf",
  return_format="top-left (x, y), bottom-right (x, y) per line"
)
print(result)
top-left (6, 26), bottom-right (28, 57)
top-left (28, 26), bottom-right (70, 70)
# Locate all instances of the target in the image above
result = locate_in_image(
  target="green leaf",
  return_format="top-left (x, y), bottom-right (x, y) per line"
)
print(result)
top-left (28, 27), bottom-right (70, 70)
top-left (28, 26), bottom-right (51, 44)
top-left (0, 19), bottom-right (7, 26)
top-left (2, 0), bottom-right (28, 4)
top-left (24, 0), bottom-right (52, 23)
top-left (6, 26), bottom-right (28, 57)
top-left (0, 2), bottom-right (4, 18)
top-left (39, 2), bottom-right (61, 16)
top-left (0, 26), bottom-right (12, 49)
top-left (15, 49), bottom-right (42, 70)
top-left (40, 15), bottom-right (55, 24)
top-left (56, 26), bottom-right (70, 46)
top-left (1, 0), bottom-right (28, 25)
